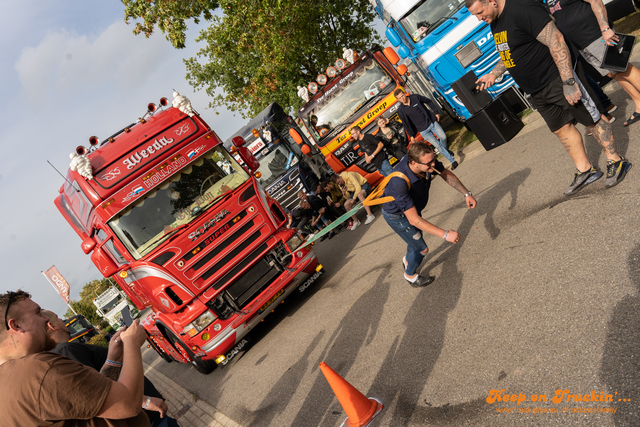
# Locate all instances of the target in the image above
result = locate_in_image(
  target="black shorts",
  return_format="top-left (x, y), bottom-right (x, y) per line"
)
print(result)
top-left (529, 75), bottom-right (601, 133)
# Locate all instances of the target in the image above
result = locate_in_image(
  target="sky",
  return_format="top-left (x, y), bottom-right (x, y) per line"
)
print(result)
top-left (0, 1), bottom-right (253, 316)
top-left (0, 1), bottom-right (388, 318)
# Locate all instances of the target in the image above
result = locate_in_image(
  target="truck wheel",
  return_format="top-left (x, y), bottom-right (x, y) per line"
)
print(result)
top-left (166, 330), bottom-right (216, 374)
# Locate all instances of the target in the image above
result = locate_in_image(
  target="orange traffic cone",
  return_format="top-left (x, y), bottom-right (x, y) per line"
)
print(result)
top-left (319, 361), bottom-right (383, 427)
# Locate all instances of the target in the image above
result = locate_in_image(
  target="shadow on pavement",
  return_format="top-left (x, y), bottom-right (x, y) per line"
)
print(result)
top-left (286, 264), bottom-right (393, 427)
top-left (292, 168), bottom-right (533, 426)
top-left (600, 243), bottom-right (640, 426)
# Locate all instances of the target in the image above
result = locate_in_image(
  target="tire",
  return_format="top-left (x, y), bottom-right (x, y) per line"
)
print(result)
top-left (164, 328), bottom-right (216, 374)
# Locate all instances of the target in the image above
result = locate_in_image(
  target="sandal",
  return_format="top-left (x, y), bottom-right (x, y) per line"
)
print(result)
top-left (623, 112), bottom-right (640, 126)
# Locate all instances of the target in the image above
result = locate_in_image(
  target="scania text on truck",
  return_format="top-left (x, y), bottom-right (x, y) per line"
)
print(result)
top-left (226, 103), bottom-right (332, 211)
top-left (296, 45), bottom-right (412, 186)
top-left (55, 93), bottom-right (324, 373)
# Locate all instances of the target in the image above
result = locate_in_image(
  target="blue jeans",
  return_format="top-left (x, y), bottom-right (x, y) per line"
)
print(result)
top-left (378, 159), bottom-right (393, 177)
top-left (419, 122), bottom-right (455, 164)
top-left (382, 210), bottom-right (428, 276)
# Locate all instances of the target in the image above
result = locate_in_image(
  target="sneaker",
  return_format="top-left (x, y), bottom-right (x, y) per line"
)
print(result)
top-left (350, 220), bottom-right (361, 231)
top-left (405, 274), bottom-right (435, 288)
top-left (450, 160), bottom-right (459, 171)
top-left (402, 256), bottom-right (408, 272)
top-left (606, 104), bottom-right (618, 114)
top-left (347, 219), bottom-right (353, 229)
top-left (564, 166), bottom-right (603, 196)
top-left (365, 214), bottom-right (375, 225)
top-left (605, 158), bottom-right (632, 188)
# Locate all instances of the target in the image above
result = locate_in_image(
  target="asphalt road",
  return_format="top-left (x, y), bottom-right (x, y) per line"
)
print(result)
top-left (143, 64), bottom-right (640, 427)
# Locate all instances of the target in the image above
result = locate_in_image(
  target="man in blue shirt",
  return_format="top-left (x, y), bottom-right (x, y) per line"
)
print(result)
top-left (394, 89), bottom-right (458, 170)
top-left (382, 142), bottom-right (477, 286)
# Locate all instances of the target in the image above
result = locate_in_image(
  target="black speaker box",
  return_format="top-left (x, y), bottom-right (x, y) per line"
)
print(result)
top-left (500, 86), bottom-right (529, 115)
top-left (451, 71), bottom-right (493, 114)
top-left (466, 96), bottom-right (524, 151)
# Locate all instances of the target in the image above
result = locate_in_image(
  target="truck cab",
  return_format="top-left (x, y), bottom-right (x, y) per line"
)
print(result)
top-left (55, 94), bottom-right (323, 373)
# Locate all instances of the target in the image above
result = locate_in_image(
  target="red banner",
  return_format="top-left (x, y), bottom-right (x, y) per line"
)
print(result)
top-left (43, 266), bottom-right (71, 304)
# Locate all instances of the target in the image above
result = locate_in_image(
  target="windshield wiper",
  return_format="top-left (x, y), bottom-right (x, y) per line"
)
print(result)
top-left (144, 223), bottom-right (189, 249)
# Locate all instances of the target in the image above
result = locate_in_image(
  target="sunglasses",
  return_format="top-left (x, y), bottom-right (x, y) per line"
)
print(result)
top-left (4, 291), bottom-right (15, 331)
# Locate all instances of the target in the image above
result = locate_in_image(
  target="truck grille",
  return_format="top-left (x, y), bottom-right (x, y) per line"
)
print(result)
top-left (271, 168), bottom-right (305, 211)
top-left (225, 256), bottom-right (280, 308)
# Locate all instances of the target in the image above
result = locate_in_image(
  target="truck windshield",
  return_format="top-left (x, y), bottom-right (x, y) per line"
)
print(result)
top-left (302, 59), bottom-right (393, 142)
top-left (400, 0), bottom-right (466, 42)
top-left (109, 146), bottom-right (250, 259)
top-left (100, 295), bottom-right (122, 313)
top-left (256, 143), bottom-right (300, 187)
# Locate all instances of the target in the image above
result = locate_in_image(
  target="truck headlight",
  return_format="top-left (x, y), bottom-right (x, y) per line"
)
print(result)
top-left (285, 234), bottom-right (304, 252)
top-left (183, 311), bottom-right (217, 337)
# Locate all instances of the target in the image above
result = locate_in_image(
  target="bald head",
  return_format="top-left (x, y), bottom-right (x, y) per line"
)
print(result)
top-left (43, 310), bottom-right (70, 344)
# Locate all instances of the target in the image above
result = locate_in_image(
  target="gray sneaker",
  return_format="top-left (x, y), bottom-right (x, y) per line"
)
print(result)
top-left (564, 166), bottom-right (603, 196)
top-left (605, 158), bottom-right (632, 188)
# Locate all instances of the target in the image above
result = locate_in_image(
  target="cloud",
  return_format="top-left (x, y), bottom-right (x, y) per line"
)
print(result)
top-left (15, 21), bottom-right (169, 105)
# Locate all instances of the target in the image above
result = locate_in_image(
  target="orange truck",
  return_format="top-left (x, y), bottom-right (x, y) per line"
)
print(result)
top-left (296, 45), bottom-right (410, 186)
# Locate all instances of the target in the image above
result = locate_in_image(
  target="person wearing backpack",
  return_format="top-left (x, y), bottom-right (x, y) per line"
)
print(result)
top-left (370, 141), bottom-right (477, 287)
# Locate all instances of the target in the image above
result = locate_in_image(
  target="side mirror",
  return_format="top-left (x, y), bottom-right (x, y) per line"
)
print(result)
top-left (81, 237), bottom-right (97, 254)
top-left (301, 144), bottom-right (311, 155)
top-left (383, 47), bottom-right (400, 65)
top-left (289, 128), bottom-right (304, 145)
top-left (91, 247), bottom-right (119, 277)
top-left (236, 146), bottom-right (260, 173)
top-left (232, 136), bottom-right (247, 147)
top-left (397, 64), bottom-right (408, 76)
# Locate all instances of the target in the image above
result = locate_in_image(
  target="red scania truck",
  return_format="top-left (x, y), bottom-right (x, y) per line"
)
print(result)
top-left (55, 93), bottom-right (324, 373)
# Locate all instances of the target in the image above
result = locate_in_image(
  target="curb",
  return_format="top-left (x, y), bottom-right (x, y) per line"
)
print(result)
top-left (143, 360), bottom-right (243, 427)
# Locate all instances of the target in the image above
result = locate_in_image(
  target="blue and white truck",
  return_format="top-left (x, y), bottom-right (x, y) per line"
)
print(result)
top-left (370, 0), bottom-right (519, 120)
top-left (369, 0), bottom-right (638, 120)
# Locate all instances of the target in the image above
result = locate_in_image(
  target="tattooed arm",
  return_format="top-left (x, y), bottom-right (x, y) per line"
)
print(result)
top-left (535, 20), bottom-right (581, 104)
top-left (440, 169), bottom-right (478, 209)
top-left (475, 59), bottom-right (507, 91)
top-left (584, 0), bottom-right (619, 45)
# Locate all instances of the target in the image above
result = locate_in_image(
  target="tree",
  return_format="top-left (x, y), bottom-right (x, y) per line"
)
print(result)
top-left (64, 278), bottom-right (113, 324)
top-left (123, 0), bottom-right (382, 117)
top-left (122, 0), bottom-right (220, 49)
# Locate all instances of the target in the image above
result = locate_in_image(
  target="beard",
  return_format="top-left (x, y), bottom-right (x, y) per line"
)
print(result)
top-left (44, 335), bottom-right (59, 351)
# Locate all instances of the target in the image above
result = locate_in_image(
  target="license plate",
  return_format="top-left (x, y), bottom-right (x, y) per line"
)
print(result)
top-left (258, 289), bottom-right (285, 314)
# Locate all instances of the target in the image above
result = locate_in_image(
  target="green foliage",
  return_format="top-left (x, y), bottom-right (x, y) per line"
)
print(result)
top-left (186, 0), bottom-right (381, 117)
top-left (104, 326), bottom-right (116, 335)
top-left (99, 320), bottom-right (110, 330)
top-left (64, 278), bottom-right (113, 325)
top-left (122, 0), bottom-right (220, 49)
top-left (88, 334), bottom-right (109, 348)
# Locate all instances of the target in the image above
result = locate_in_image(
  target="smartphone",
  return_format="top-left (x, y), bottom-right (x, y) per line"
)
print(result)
top-left (121, 306), bottom-right (133, 327)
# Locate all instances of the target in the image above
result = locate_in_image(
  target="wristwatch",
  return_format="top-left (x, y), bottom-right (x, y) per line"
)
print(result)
top-left (464, 192), bottom-right (472, 197)
top-left (562, 78), bottom-right (575, 86)
top-left (143, 396), bottom-right (151, 409)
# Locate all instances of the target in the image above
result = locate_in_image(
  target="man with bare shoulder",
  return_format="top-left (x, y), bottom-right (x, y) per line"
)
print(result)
top-left (0, 290), bottom-right (150, 426)
top-left (467, 0), bottom-right (631, 195)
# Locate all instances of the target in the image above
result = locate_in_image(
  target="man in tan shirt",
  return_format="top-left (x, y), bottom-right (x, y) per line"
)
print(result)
top-left (331, 171), bottom-right (375, 230)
